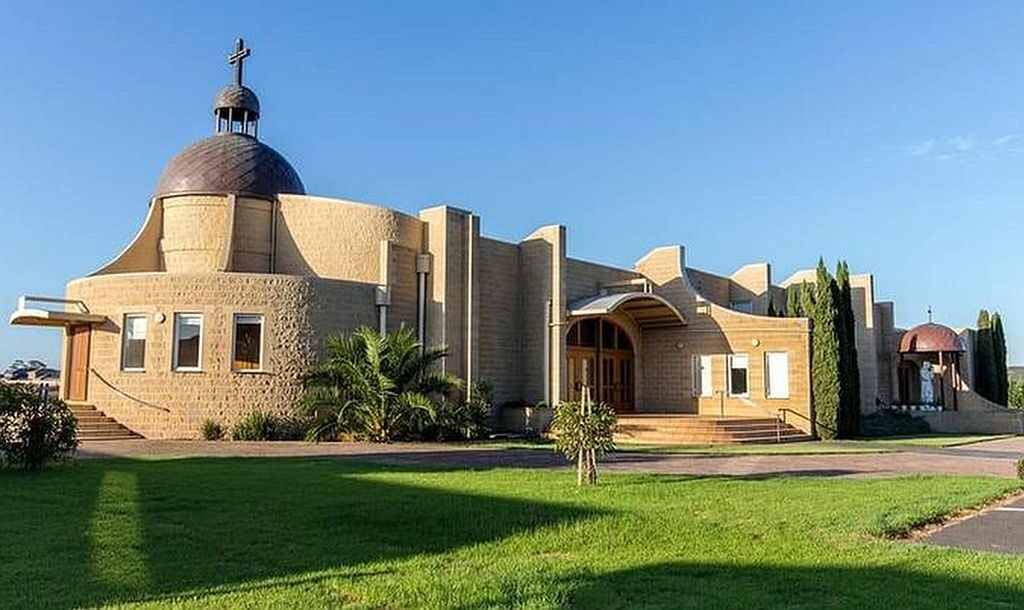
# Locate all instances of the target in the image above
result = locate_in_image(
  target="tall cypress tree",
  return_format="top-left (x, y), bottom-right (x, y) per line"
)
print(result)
top-left (811, 259), bottom-right (842, 439)
top-left (992, 312), bottom-right (1008, 405)
top-left (786, 283), bottom-right (804, 317)
top-left (835, 261), bottom-right (861, 437)
top-left (975, 310), bottom-right (997, 402)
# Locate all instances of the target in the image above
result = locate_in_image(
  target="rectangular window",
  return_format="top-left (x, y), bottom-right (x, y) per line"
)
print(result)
top-left (730, 300), bottom-right (753, 313)
top-left (233, 314), bottom-right (264, 371)
top-left (121, 314), bottom-right (147, 371)
top-left (765, 352), bottom-right (790, 399)
top-left (692, 354), bottom-right (712, 397)
top-left (173, 313), bottom-right (203, 371)
top-left (728, 353), bottom-right (749, 397)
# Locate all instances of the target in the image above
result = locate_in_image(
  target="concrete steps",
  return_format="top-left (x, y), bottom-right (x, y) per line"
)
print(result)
top-left (615, 414), bottom-right (812, 445)
top-left (68, 404), bottom-right (141, 441)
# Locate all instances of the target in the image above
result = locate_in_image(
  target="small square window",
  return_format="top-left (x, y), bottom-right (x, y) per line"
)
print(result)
top-left (173, 313), bottom-right (203, 371)
top-left (233, 314), bottom-right (263, 371)
top-left (122, 314), bottom-right (147, 371)
top-left (728, 353), bottom-right (749, 397)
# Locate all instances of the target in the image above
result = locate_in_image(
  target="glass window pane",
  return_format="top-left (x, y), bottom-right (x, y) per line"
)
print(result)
top-left (175, 314), bottom-right (202, 370)
top-left (601, 320), bottom-right (616, 349)
top-left (579, 319), bottom-right (597, 347)
top-left (122, 314), bottom-right (146, 370)
top-left (729, 354), bottom-right (749, 396)
top-left (234, 315), bottom-right (263, 370)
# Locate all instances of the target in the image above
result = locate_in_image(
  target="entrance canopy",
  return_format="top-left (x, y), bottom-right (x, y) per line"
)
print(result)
top-left (9, 296), bottom-right (107, 328)
top-left (568, 292), bottom-right (686, 330)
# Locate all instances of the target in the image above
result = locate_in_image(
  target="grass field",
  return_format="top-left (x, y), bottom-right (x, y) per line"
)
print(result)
top-left (2, 458), bottom-right (1023, 609)
top-left (481, 433), bottom-right (1010, 456)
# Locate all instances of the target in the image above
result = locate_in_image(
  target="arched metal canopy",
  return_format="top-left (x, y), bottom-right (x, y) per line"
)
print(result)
top-left (568, 292), bottom-right (687, 329)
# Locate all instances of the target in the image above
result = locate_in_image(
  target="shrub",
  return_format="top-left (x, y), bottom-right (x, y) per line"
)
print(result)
top-left (859, 411), bottom-right (931, 437)
top-left (551, 399), bottom-right (617, 486)
top-left (0, 383), bottom-right (78, 470)
top-left (272, 414), bottom-right (310, 441)
top-left (1017, 458), bottom-right (1024, 481)
top-left (424, 381), bottom-right (493, 441)
top-left (231, 411), bottom-right (277, 441)
top-left (200, 419), bottom-right (225, 441)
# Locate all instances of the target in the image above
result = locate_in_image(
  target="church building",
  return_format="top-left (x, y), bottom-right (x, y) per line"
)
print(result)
top-left (10, 41), bottom-right (1018, 440)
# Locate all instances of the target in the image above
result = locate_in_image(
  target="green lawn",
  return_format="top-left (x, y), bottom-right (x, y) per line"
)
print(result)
top-left (480, 433), bottom-right (1012, 456)
top-left (2, 458), bottom-right (1023, 609)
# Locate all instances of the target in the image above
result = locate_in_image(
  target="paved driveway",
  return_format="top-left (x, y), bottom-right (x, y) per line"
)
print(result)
top-left (926, 496), bottom-right (1024, 555)
top-left (78, 435), bottom-right (1024, 479)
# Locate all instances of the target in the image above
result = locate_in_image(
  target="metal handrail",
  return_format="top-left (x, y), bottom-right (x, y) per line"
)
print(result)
top-left (777, 407), bottom-right (831, 436)
top-left (16, 295), bottom-right (90, 314)
top-left (89, 368), bottom-right (171, 412)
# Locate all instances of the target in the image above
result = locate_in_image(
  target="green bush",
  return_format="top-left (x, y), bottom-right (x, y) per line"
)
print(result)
top-left (272, 415), bottom-right (310, 441)
top-left (0, 383), bottom-right (78, 470)
top-left (1017, 458), bottom-right (1024, 481)
top-left (423, 381), bottom-right (493, 441)
top-left (859, 411), bottom-right (931, 437)
top-left (200, 419), bottom-right (225, 441)
top-left (231, 411), bottom-right (277, 441)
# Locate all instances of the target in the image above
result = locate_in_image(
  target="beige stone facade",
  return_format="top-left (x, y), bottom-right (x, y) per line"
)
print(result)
top-left (13, 46), bottom-right (938, 440)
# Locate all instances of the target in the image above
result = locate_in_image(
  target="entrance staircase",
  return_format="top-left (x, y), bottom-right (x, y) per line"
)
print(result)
top-left (615, 414), bottom-right (811, 445)
top-left (69, 403), bottom-right (141, 441)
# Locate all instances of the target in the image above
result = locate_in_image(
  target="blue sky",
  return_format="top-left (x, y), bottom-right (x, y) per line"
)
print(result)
top-left (0, 1), bottom-right (1021, 366)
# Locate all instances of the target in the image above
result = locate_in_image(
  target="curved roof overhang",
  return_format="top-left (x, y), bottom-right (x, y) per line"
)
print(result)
top-left (568, 292), bottom-right (687, 329)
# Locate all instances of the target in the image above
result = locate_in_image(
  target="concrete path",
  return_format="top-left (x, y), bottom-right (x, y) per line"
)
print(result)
top-left (925, 495), bottom-right (1024, 555)
top-left (78, 435), bottom-right (1024, 479)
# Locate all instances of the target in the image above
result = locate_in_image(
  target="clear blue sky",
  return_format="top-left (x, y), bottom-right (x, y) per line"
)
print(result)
top-left (1, 1), bottom-right (1021, 367)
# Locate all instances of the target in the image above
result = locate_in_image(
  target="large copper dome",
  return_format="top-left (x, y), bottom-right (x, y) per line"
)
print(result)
top-left (154, 133), bottom-right (305, 199)
top-left (899, 323), bottom-right (965, 353)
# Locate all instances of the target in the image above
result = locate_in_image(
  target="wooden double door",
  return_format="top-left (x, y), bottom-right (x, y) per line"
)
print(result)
top-left (567, 318), bottom-right (634, 412)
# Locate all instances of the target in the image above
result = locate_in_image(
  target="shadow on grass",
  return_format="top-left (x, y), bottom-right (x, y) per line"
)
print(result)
top-left (0, 457), bottom-right (600, 609)
top-left (462, 561), bottom-right (1024, 609)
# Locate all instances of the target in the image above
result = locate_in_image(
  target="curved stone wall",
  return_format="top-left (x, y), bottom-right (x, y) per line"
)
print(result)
top-left (65, 272), bottom-right (377, 438)
top-left (161, 195), bottom-right (230, 273)
top-left (275, 194), bottom-right (423, 282)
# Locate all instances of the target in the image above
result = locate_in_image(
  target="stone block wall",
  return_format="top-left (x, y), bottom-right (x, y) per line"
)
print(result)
top-left (65, 272), bottom-right (376, 439)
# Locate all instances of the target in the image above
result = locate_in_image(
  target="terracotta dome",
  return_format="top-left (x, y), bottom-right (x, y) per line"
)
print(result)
top-left (899, 323), bottom-right (965, 353)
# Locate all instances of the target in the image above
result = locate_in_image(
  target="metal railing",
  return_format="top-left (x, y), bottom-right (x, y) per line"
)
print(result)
top-left (16, 295), bottom-right (90, 314)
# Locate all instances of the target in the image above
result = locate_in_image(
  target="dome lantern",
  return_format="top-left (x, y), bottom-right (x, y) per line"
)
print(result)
top-left (214, 39), bottom-right (260, 137)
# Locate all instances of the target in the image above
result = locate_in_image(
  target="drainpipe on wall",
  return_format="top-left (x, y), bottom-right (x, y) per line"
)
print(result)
top-left (415, 254), bottom-right (431, 354)
top-left (544, 298), bottom-right (552, 406)
top-left (465, 215), bottom-right (476, 401)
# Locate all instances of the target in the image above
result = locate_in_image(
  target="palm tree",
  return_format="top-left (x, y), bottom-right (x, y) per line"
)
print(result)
top-left (299, 326), bottom-right (462, 442)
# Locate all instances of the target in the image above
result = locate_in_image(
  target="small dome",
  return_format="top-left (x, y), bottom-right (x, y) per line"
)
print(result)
top-left (214, 84), bottom-right (260, 119)
top-left (899, 323), bottom-right (965, 353)
top-left (154, 133), bottom-right (305, 199)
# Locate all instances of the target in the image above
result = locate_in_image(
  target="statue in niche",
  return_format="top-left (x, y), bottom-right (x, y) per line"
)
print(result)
top-left (920, 361), bottom-right (935, 405)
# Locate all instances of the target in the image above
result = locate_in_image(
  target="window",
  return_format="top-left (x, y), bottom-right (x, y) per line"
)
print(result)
top-left (728, 353), bottom-right (749, 397)
top-left (121, 314), bottom-right (147, 371)
top-left (692, 354), bottom-right (712, 397)
top-left (173, 314), bottom-right (203, 371)
top-left (730, 300), bottom-right (753, 313)
top-left (233, 314), bottom-right (264, 371)
top-left (765, 352), bottom-right (790, 399)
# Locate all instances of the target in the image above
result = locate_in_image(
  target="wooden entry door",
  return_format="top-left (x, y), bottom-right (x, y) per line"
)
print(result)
top-left (566, 317), bottom-right (635, 412)
top-left (66, 324), bottom-right (91, 401)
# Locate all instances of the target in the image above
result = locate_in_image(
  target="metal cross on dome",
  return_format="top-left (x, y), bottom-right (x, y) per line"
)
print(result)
top-left (228, 38), bottom-right (251, 86)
